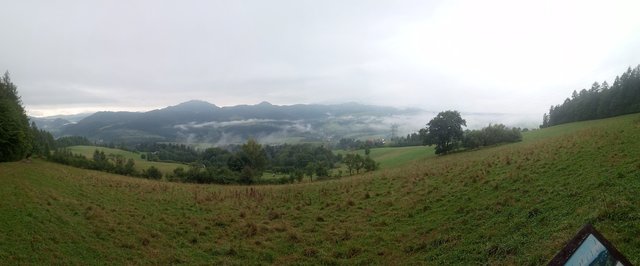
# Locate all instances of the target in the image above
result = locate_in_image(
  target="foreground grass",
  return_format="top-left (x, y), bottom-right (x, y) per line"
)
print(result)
top-left (2, 114), bottom-right (640, 264)
top-left (67, 145), bottom-right (186, 175)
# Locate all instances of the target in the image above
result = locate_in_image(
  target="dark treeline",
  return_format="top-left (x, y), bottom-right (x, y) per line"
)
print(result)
top-left (168, 140), bottom-right (355, 185)
top-left (171, 139), bottom-right (268, 184)
top-left (50, 149), bottom-right (139, 177)
top-left (265, 143), bottom-right (341, 179)
top-left (135, 143), bottom-right (200, 163)
top-left (55, 136), bottom-right (92, 148)
top-left (48, 139), bottom-right (362, 185)
top-left (30, 122), bottom-right (56, 158)
top-left (336, 138), bottom-right (385, 150)
top-left (462, 124), bottom-right (522, 149)
top-left (130, 142), bottom-right (345, 183)
top-left (390, 131), bottom-right (425, 147)
top-left (542, 65), bottom-right (640, 127)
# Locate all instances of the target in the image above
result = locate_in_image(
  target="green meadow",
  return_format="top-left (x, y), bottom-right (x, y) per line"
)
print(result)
top-left (67, 145), bottom-right (186, 175)
top-left (2, 114), bottom-right (640, 264)
top-left (348, 145), bottom-right (436, 169)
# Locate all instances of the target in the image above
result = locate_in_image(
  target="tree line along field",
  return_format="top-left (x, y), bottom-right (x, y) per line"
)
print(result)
top-left (66, 145), bottom-right (187, 176)
top-left (1, 114), bottom-right (640, 264)
top-left (67, 144), bottom-right (434, 181)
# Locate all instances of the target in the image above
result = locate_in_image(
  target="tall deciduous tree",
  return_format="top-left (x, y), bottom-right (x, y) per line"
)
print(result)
top-left (242, 138), bottom-right (267, 173)
top-left (228, 138), bottom-right (267, 184)
top-left (242, 139), bottom-right (267, 173)
top-left (423, 110), bottom-right (466, 155)
top-left (0, 72), bottom-right (32, 162)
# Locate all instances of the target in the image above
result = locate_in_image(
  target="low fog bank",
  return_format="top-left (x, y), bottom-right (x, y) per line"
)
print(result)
top-left (382, 111), bottom-right (540, 137)
top-left (170, 111), bottom-right (541, 147)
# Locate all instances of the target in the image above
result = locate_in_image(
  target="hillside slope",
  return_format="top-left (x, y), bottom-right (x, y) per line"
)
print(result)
top-left (2, 114), bottom-right (640, 264)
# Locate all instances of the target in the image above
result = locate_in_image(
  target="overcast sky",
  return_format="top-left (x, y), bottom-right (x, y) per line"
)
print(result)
top-left (1, 0), bottom-right (639, 119)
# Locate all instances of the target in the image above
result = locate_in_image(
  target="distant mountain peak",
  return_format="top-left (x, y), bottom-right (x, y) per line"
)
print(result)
top-left (158, 100), bottom-right (220, 113)
top-left (175, 100), bottom-right (218, 108)
top-left (257, 101), bottom-right (273, 106)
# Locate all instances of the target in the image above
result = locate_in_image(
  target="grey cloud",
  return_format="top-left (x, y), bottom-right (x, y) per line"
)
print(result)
top-left (20, 84), bottom-right (113, 106)
top-left (1, 0), bottom-right (638, 122)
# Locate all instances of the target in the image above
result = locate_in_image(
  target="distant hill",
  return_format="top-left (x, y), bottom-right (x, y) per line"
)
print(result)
top-left (29, 113), bottom-right (93, 135)
top-left (57, 101), bottom-right (422, 145)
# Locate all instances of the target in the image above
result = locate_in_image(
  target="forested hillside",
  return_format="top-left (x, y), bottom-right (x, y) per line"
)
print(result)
top-left (542, 65), bottom-right (640, 127)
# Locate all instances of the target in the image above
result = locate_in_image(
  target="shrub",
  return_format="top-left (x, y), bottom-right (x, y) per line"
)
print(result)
top-left (143, 166), bottom-right (162, 179)
top-left (463, 124), bottom-right (522, 149)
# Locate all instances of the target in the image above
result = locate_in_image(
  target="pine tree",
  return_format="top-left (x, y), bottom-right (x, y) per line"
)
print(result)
top-left (0, 72), bottom-right (32, 162)
top-left (545, 65), bottom-right (640, 126)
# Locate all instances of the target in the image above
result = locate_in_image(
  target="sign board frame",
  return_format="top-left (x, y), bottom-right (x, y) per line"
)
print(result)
top-left (548, 224), bottom-right (632, 266)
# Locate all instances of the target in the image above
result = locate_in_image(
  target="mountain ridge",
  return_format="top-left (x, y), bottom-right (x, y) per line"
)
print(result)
top-left (50, 100), bottom-right (422, 145)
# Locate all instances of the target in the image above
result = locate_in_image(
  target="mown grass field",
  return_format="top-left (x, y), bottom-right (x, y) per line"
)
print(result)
top-left (349, 146), bottom-right (436, 169)
top-left (2, 114), bottom-right (640, 264)
top-left (67, 145), bottom-right (186, 175)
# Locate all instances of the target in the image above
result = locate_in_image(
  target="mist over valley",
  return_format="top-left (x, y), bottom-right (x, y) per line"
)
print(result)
top-left (31, 100), bottom-right (539, 147)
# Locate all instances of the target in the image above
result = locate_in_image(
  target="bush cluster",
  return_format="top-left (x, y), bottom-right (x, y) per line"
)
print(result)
top-left (462, 124), bottom-right (522, 149)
